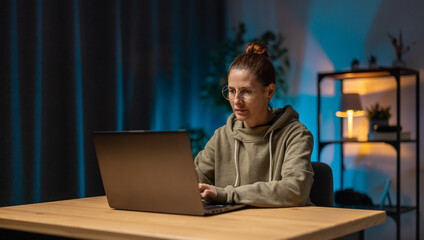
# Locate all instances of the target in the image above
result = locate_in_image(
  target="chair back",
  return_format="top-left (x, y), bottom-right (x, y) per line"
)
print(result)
top-left (310, 162), bottom-right (334, 207)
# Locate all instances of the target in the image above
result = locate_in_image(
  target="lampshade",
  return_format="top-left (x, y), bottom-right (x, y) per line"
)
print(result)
top-left (336, 93), bottom-right (365, 117)
top-left (335, 93), bottom-right (364, 139)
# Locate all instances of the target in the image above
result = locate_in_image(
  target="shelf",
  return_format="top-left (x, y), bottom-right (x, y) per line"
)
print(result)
top-left (317, 67), bottom-right (420, 239)
top-left (318, 67), bottom-right (419, 80)
top-left (319, 139), bottom-right (417, 151)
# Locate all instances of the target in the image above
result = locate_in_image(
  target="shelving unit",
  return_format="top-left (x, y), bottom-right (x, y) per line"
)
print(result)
top-left (317, 67), bottom-right (420, 240)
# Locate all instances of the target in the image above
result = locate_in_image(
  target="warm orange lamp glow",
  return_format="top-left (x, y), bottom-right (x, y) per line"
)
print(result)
top-left (336, 93), bottom-right (365, 139)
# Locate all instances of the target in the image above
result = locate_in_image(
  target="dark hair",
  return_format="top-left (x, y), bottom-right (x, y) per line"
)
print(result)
top-left (228, 41), bottom-right (276, 87)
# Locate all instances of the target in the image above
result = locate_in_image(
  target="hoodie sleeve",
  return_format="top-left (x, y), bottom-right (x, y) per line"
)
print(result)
top-left (214, 127), bottom-right (314, 207)
top-left (194, 133), bottom-right (217, 185)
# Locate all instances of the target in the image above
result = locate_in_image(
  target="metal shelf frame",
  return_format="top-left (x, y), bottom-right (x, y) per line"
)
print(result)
top-left (317, 67), bottom-right (420, 240)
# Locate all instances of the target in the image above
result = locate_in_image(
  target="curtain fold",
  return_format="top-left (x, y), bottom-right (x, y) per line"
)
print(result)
top-left (0, 0), bottom-right (226, 206)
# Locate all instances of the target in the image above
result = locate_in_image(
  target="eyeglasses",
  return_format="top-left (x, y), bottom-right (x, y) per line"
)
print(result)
top-left (221, 85), bottom-right (262, 101)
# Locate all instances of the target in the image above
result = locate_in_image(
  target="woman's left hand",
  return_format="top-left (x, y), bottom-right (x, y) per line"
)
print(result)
top-left (198, 183), bottom-right (217, 201)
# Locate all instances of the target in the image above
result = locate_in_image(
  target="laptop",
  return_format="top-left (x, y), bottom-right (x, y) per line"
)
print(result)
top-left (92, 130), bottom-right (245, 216)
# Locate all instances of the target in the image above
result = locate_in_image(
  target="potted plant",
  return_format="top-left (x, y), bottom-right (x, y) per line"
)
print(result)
top-left (366, 103), bottom-right (391, 131)
top-left (388, 30), bottom-right (415, 67)
top-left (368, 55), bottom-right (378, 69)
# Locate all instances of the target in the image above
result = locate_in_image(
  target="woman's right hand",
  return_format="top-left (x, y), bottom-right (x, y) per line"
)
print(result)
top-left (198, 183), bottom-right (217, 201)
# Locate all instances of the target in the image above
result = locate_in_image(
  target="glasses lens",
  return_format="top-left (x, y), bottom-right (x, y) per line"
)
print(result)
top-left (222, 85), bottom-right (230, 100)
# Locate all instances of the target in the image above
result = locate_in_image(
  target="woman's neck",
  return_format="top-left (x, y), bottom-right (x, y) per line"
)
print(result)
top-left (243, 111), bottom-right (275, 128)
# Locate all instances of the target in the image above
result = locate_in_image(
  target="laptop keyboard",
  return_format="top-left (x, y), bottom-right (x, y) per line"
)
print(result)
top-left (203, 202), bottom-right (227, 210)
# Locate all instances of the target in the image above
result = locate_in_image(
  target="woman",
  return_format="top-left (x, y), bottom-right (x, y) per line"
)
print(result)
top-left (195, 42), bottom-right (314, 207)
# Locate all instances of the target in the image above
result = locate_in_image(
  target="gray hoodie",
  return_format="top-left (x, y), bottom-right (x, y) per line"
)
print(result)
top-left (194, 105), bottom-right (314, 207)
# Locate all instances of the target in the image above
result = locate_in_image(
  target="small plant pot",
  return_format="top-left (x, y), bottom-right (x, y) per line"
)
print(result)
top-left (392, 59), bottom-right (406, 67)
top-left (369, 119), bottom-right (389, 132)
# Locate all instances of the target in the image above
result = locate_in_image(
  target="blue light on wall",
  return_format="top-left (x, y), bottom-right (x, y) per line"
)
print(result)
top-left (33, 0), bottom-right (43, 203)
top-left (10, 0), bottom-right (24, 205)
top-left (73, 0), bottom-right (85, 198)
top-left (126, 0), bottom-right (136, 117)
top-left (150, 0), bottom-right (162, 131)
top-left (115, 0), bottom-right (124, 131)
top-left (151, 0), bottom-right (185, 131)
top-left (170, 0), bottom-right (182, 130)
top-left (187, 0), bottom-right (200, 128)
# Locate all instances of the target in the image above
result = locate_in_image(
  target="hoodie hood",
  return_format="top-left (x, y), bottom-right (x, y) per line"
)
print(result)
top-left (228, 105), bottom-right (299, 143)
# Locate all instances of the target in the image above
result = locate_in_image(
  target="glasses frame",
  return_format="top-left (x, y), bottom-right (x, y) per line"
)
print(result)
top-left (221, 85), bottom-right (264, 101)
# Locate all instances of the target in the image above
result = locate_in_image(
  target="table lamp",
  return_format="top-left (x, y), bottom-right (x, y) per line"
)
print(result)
top-left (336, 93), bottom-right (365, 140)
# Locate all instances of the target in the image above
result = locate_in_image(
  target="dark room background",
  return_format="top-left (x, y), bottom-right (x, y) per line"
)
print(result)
top-left (1, 0), bottom-right (226, 206)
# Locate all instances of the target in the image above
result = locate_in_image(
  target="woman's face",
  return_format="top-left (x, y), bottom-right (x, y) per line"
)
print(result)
top-left (227, 69), bottom-right (275, 128)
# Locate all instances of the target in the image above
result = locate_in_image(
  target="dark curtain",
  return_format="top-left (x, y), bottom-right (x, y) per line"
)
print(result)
top-left (0, 0), bottom-right (226, 206)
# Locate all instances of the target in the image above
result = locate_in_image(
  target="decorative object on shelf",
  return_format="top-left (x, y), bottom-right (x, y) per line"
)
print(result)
top-left (336, 93), bottom-right (365, 140)
top-left (373, 125), bottom-right (399, 132)
top-left (201, 22), bottom-right (290, 112)
top-left (380, 179), bottom-right (392, 208)
top-left (366, 102), bottom-right (391, 131)
top-left (368, 131), bottom-right (410, 141)
top-left (388, 30), bottom-right (415, 67)
top-left (366, 103), bottom-right (411, 141)
top-left (368, 55), bottom-right (378, 69)
top-left (350, 58), bottom-right (360, 70)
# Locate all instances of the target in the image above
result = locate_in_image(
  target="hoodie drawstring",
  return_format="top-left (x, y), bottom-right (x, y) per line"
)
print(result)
top-left (268, 130), bottom-right (274, 182)
top-left (234, 140), bottom-right (240, 187)
top-left (233, 130), bottom-right (274, 187)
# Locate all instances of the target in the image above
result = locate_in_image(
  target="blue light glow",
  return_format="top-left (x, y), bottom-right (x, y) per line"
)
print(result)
top-left (33, 0), bottom-right (43, 203)
top-left (188, 0), bottom-right (200, 127)
top-left (151, 0), bottom-right (185, 131)
top-left (73, 0), bottom-right (85, 198)
top-left (10, 0), bottom-right (24, 205)
top-left (170, 0), bottom-right (182, 130)
top-left (150, 0), bottom-right (162, 130)
top-left (126, 0), bottom-right (136, 115)
top-left (116, 0), bottom-right (124, 131)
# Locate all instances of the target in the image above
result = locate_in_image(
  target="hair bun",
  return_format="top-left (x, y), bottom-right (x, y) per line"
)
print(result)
top-left (245, 41), bottom-right (268, 57)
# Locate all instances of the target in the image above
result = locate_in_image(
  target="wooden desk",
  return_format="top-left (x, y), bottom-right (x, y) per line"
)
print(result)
top-left (0, 196), bottom-right (385, 240)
